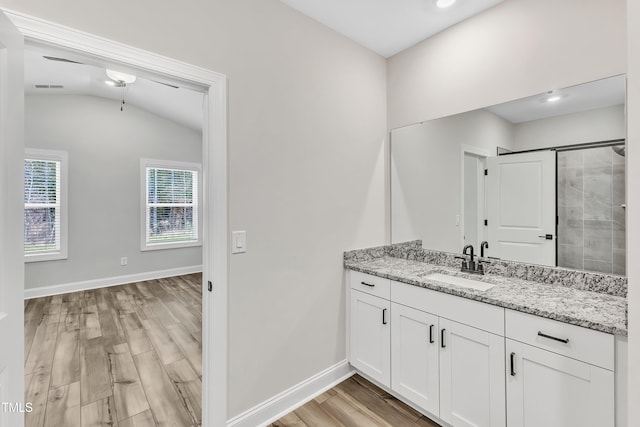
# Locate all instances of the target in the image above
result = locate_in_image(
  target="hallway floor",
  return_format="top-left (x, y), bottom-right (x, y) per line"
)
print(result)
top-left (24, 274), bottom-right (202, 427)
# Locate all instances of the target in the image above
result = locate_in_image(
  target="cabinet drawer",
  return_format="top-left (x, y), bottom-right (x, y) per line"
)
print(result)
top-left (350, 271), bottom-right (390, 300)
top-left (505, 310), bottom-right (614, 370)
top-left (392, 280), bottom-right (504, 336)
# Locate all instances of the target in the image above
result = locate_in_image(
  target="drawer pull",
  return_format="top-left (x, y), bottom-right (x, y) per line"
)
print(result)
top-left (510, 352), bottom-right (516, 376)
top-left (537, 331), bottom-right (570, 344)
top-left (382, 308), bottom-right (387, 325)
top-left (361, 281), bottom-right (375, 287)
top-left (429, 324), bottom-right (434, 344)
top-left (441, 329), bottom-right (446, 348)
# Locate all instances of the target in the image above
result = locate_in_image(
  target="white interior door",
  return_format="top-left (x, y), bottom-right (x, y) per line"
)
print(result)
top-left (487, 151), bottom-right (556, 266)
top-left (0, 10), bottom-right (25, 427)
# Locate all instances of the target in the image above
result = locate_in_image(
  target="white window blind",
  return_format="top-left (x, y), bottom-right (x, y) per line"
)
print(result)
top-left (144, 165), bottom-right (199, 248)
top-left (24, 149), bottom-right (68, 261)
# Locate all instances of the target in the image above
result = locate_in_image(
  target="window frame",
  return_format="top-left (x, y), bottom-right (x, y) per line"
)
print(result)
top-left (24, 148), bottom-right (69, 262)
top-left (140, 158), bottom-right (202, 251)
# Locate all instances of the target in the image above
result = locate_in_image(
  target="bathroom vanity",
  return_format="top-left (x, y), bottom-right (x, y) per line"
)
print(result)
top-left (344, 241), bottom-right (627, 427)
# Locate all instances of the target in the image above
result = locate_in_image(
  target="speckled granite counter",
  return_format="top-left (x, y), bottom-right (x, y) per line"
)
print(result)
top-left (345, 242), bottom-right (627, 336)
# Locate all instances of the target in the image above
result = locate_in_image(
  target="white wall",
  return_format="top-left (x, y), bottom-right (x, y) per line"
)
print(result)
top-left (512, 105), bottom-right (626, 151)
top-left (24, 95), bottom-right (202, 289)
top-left (627, 0), bottom-right (639, 424)
top-left (0, 0), bottom-right (388, 418)
top-left (388, 0), bottom-right (626, 129)
top-left (391, 109), bottom-right (513, 252)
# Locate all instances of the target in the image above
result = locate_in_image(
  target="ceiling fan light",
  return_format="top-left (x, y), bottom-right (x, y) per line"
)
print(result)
top-left (435, 0), bottom-right (457, 8)
top-left (106, 69), bottom-right (136, 84)
top-left (542, 90), bottom-right (567, 103)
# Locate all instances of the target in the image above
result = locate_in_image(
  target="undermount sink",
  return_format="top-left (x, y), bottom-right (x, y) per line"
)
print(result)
top-left (424, 272), bottom-right (495, 292)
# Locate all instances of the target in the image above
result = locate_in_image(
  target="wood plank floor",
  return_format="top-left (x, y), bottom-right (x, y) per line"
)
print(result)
top-left (24, 274), bottom-right (202, 427)
top-left (271, 375), bottom-right (442, 427)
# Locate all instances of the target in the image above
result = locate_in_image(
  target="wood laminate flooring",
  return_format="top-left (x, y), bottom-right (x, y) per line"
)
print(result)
top-left (271, 374), bottom-right (442, 427)
top-left (24, 274), bottom-right (202, 427)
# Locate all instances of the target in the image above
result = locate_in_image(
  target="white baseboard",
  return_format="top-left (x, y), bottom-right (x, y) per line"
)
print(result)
top-left (227, 360), bottom-right (354, 427)
top-left (24, 265), bottom-right (203, 299)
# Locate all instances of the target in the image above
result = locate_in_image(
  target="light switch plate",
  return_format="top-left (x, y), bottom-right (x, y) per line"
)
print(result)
top-left (231, 230), bottom-right (246, 254)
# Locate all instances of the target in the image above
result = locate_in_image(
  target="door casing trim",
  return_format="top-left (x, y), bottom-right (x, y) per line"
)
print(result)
top-left (3, 9), bottom-right (229, 426)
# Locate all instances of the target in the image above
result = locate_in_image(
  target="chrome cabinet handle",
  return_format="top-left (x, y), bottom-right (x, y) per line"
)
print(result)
top-left (537, 331), bottom-right (569, 344)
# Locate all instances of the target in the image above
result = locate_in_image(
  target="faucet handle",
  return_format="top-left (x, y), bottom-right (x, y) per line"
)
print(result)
top-left (476, 257), bottom-right (491, 273)
top-left (454, 255), bottom-right (469, 270)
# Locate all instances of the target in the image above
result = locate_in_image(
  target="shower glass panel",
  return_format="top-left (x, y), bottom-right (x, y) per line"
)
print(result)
top-left (557, 145), bottom-right (625, 274)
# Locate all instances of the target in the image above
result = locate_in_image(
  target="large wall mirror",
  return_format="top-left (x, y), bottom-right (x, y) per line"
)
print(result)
top-left (391, 75), bottom-right (626, 275)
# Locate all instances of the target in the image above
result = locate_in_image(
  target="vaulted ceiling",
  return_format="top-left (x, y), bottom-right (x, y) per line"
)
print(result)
top-left (279, 0), bottom-right (505, 57)
top-left (25, 44), bottom-right (204, 131)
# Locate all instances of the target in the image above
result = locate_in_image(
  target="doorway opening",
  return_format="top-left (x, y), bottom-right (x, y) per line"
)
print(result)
top-left (8, 10), bottom-right (228, 427)
top-left (460, 146), bottom-right (490, 251)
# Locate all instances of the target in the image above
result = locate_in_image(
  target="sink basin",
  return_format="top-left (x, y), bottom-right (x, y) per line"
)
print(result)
top-left (424, 272), bottom-right (495, 292)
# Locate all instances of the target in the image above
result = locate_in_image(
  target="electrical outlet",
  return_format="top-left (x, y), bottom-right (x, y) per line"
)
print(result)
top-left (120, 257), bottom-right (128, 266)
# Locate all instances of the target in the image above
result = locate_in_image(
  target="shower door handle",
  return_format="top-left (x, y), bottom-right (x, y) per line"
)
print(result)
top-left (538, 234), bottom-right (554, 240)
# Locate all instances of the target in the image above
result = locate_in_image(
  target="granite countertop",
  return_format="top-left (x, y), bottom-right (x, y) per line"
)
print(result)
top-left (346, 256), bottom-right (627, 336)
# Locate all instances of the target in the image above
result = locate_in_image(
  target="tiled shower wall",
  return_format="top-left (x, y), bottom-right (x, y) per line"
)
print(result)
top-left (557, 146), bottom-right (626, 275)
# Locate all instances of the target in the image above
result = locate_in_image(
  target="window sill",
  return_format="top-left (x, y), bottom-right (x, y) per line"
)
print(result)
top-left (141, 240), bottom-right (202, 252)
top-left (25, 252), bottom-right (68, 263)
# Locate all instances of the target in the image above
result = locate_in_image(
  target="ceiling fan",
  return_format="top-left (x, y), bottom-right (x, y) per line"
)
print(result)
top-left (42, 55), bottom-right (181, 89)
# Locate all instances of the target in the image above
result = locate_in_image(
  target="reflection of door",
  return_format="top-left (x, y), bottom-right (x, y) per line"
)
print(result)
top-left (0, 11), bottom-right (25, 426)
top-left (463, 152), bottom-right (486, 249)
top-left (487, 151), bottom-right (556, 266)
top-left (461, 146), bottom-right (490, 251)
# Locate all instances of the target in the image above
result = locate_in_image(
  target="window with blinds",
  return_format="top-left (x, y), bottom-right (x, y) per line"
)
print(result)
top-left (24, 149), bottom-right (68, 261)
top-left (142, 159), bottom-right (201, 250)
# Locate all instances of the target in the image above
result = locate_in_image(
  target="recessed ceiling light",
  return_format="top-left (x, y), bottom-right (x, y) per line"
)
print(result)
top-left (106, 69), bottom-right (136, 84)
top-left (435, 0), bottom-right (457, 8)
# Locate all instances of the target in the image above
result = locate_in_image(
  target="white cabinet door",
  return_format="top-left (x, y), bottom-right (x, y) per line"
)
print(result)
top-left (506, 339), bottom-right (614, 427)
top-left (350, 290), bottom-right (391, 386)
top-left (440, 319), bottom-right (505, 427)
top-left (391, 303), bottom-right (440, 416)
